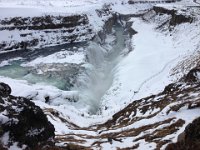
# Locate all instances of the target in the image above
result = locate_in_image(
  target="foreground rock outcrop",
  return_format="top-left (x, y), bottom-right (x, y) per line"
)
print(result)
top-left (0, 82), bottom-right (55, 149)
top-left (166, 117), bottom-right (200, 150)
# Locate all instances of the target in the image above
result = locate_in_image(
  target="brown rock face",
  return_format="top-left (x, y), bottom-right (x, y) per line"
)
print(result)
top-left (0, 82), bottom-right (11, 97)
top-left (185, 68), bottom-right (200, 82)
top-left (166, 117), bottom-right (200, 150)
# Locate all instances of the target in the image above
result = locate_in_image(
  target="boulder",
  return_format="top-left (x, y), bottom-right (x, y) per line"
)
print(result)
top-left (0, 82), bottom-right (11, 97)
top-left (0, 83), bottom-right (55, 149)
top-left (185, 68), bottom-right (200, 82)
top-left (166, 117), bottom-right (200, 150)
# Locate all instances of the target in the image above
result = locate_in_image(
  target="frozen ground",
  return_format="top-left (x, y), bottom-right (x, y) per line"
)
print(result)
top-left (0, 0), bottom-right (200, 149)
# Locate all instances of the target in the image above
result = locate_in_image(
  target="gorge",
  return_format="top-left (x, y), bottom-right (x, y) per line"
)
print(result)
top-left (0, 0), bottom-right (200, 149)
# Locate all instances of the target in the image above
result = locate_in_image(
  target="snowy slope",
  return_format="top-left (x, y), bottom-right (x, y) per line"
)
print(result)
top-left (101, 8), bottom-right (200, 115)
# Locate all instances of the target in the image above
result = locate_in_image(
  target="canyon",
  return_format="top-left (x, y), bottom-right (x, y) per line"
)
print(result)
top-left (0, 0), bottom-right (200, 149)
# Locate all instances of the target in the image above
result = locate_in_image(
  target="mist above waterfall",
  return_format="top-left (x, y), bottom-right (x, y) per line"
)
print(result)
top-left (74, 25), bottom-right (126, 114)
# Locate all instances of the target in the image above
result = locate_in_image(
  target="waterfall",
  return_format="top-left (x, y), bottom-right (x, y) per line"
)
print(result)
top-left (74, 25), bottom-right (126, 114)
top-left (86, 42), bottom-right (106, 68)
top-left (0, 24), bottom-right (126, 115)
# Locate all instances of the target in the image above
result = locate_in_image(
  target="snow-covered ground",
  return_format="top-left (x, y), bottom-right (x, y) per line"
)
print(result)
top-left (22, 50), bottom-right (85, 67)
top-left (101, 11), bottom-right (200, 114)
top-left (0, 0), bottom-right (200, 149)
top-left (0, 0), bottom-right (103, 18)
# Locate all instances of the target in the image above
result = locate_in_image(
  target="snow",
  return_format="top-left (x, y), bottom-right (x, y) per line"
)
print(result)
top-left (0, 0), bottom-right (115, 52)
top-left (0, 57), bottom-right (22, 67)
top-left (1, 132), bottom-right (9, 145)
top-left (0, 114), bottom-right (9, 124)
top-left (0, 0), bottom-right (103, 18)
top-left (111, 3), bottom-right (152, 15)
top-left (9, 143), bottom-right (25, 150)
top-left (0, 76), bottom-right (61, 101)
top-left (22, 50), bottom-right (86, 67)
top-left (101, 12), bottom-right (200, 115)
top-left (0, 0), bottom-right (200, 149)
top-left (0, 60), bottom-right (10, 67)
top-left (0, 0), bottom-right (199, 124)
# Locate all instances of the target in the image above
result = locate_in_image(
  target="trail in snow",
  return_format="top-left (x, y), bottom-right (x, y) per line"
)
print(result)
top-left (134, 56), bottom-right (179, 95)
top-left (110, 56), bottom-right (180, 116)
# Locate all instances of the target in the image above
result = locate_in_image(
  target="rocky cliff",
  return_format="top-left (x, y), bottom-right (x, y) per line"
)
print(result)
top-left (0, 15), bottom-right (93, 51)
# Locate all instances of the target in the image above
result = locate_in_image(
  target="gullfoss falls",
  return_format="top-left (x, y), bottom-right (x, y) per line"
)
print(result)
top-left (0, 24), bottom-right (127, 114)
top-left (74, 25), bottom-right (126, 114)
